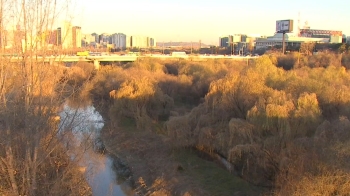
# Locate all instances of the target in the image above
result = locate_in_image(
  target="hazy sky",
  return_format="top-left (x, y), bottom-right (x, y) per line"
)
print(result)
top-left (73, 0), bottom-right (349, 45)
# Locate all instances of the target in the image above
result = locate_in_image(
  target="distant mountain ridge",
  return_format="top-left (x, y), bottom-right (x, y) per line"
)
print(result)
top-left (156, 42), bottom-right (210, 48)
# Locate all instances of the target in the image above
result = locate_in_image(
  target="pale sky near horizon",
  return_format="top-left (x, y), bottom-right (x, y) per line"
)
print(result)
top-left (72, 0), bottom-right (349, 45)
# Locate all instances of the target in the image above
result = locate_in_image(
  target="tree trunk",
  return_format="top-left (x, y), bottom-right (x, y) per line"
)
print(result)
top-left (30, 147), bottom-right (38, 195)
top-left (5, 146), bottom-right (19, 195)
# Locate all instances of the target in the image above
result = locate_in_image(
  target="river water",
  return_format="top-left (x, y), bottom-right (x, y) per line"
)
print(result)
top-left (59, 104), bottom-right (132, 196)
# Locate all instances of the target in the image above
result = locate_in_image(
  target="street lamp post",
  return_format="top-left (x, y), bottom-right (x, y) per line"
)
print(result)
top-left (282, 30), bottom-right (286, 55)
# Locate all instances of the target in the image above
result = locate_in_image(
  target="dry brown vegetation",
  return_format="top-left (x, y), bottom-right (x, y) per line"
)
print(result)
top-left (276, 50), bottom-right (350, 70)
top-left (79, 52), bottom-right (350, 195)
top-left (165, 55), bottom-right (350, 194)
top-left (3, 48), bottom-right (349, 194)
top-left (0, 0), bottom-right (95, 194)
top-left (0, 62), bottom-right (92, 195)
top-left (2, 1), bottom-right (347, 193)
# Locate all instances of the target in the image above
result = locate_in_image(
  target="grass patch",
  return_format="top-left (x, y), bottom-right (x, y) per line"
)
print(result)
top-left (173, 149), bottom-right (264, 196)
top-left (119, 116), bottom-right (137, 132)
top-left (119, 117), bottom-right (167, 135)
top-left (152, 121), bottom-right (167, 135)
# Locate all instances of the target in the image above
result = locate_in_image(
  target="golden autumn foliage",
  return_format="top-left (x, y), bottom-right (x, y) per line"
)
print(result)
top-left (164, 55), bottom-right (350, 192)
top-left (109, 77), bottom-right (174, 130)
top-left (79, 54), bottom-right (350, 195)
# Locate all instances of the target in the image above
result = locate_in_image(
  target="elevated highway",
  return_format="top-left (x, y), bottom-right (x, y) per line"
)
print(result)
top-left (9, 55), bottom-right (138, 63)
top-left (9, 54), bottom-right (259, 69)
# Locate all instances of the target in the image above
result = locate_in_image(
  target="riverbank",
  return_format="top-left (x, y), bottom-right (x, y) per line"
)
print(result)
top-left (101, 118), bottom-right (264, 196)
top-left (60, 104), bottom-right (133, 196)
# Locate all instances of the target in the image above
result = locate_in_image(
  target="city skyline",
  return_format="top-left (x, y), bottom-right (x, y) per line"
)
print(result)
top-left (73, 0), bottom-right (350, 45)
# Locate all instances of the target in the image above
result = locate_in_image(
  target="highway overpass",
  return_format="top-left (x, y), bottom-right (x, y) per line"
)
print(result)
top-left (9, 54), bottom-right (259, 69)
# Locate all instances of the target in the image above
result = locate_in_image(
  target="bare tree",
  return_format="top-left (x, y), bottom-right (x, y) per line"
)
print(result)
top-left (0, 0), bottom-right (92, 195)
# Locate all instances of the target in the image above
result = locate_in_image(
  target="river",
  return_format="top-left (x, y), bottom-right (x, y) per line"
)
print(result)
top-left (59, 104), bottom-right (133, 196)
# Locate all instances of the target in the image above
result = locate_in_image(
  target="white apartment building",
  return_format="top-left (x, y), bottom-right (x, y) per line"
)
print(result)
top-left (126, 35), bottom-right (131, 48)
top-left (131, 35), bottom-right (148, 48)
top-left (111, 33), bottom-right (126, 49)
top-left (129, 35), bottom-right (156, 48)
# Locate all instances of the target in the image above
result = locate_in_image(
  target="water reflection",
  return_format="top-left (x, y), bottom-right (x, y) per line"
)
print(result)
top-left (59, 104), bottom-right (128, 196)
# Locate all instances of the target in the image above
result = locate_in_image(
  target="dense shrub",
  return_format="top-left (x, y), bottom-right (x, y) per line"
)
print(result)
top-left (276, 52), bottom-right (343, 70)
top-left (165, 55), bottom-right (350, 191)
top-left (79, 56), bottom-right (350, 194)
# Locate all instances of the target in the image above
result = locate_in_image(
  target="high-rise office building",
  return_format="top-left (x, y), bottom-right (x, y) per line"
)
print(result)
top-left (3, 25), bottom-right (24, 50)
top-left (219, 36), bottom-right (230, 47)
top-left (57, 27), bottom-right (62, 46)
top-left (233, 34), bottom-right (244, 42)
top-left (219, 35), bottom-right (247, 47)
top-left (148, 37), bottom-right (156, 47)
top-left (49, 30), bottom-right (58, 45)
top-left (60, 21), bottom-right (73, 49)
top-left (72, 26), bottom-right (82, 48)
top-left (91, 33), bottom-right (99, 43)
top-left (99, 33), bottom-right (109, 45)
